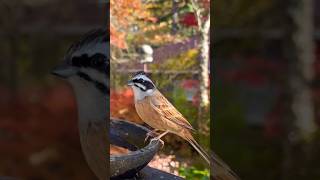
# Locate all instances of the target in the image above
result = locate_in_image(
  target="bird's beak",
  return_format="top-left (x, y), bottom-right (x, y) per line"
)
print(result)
top-left (127, 80), bottom-right (134, 86)
top-left (51, 62), bottom-right (77, 79)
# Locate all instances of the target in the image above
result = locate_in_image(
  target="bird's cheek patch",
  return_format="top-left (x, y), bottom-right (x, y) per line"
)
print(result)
top-left (135, 83), bottom-right (146, 90)
top-left (146, 89), bottom-right (153, 94)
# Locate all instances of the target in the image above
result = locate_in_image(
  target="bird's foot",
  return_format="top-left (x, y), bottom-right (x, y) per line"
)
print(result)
top-left (149, 130), bottom-right (169, 149)
top-left (144, 130), bottom-right (160, 143)
top-left (150, 137), bottom-right (164, 148)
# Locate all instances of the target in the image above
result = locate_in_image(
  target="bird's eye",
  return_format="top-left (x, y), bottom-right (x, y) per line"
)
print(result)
top-left (92, 59), bottom-right (97, 66)
top-left (81, 54), bottom-right (90, 67)
top-left (91, 54), bottom-right (105, 67)
top-left (72, 56), bottom-right (82, 67)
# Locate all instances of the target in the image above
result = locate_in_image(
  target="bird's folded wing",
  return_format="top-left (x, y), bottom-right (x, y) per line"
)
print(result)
top-left (149, 91), bottom-right (195, 131)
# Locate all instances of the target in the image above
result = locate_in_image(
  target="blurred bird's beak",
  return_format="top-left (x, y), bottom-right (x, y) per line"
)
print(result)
top-left (51, 63), bottom-right (77, 78)
top-left (127, 80), bottom-right (134, 86)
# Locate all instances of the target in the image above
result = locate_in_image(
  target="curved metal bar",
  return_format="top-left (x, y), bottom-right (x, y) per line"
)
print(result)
top-left (110, 119), bottom-right (162, 178)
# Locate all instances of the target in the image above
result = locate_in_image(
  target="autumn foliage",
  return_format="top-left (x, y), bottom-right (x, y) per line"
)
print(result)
top-left (110, 88), bottom-right (143, 124)
top-left (110, 0), bottom-right (154, 49)
top-left (180, 12), bottom-right (198, 27)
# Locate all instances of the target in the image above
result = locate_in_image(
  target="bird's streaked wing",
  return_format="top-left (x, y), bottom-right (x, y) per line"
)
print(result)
top-left (149, 90), bottom-right (195, 131)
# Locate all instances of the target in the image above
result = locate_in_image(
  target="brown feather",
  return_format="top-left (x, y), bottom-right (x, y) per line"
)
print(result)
top-left (149, 90), bottom-right (195, 131)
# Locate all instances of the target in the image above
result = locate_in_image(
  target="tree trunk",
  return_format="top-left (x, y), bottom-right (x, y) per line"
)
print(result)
top-left (288, 0), bottom-right (316, 139)
top-left (197, 16), bottom-right (210, 131)
top-left (199, 15), bottom-right (210, 109)
top-left (282, 0), bottom-right (316, 179)
top-left (171, 0), bottom-right (179, 34)
top-left (192, 0), bottom-right (210, 130)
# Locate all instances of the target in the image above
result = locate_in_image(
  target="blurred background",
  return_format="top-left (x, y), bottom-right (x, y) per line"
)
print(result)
top-left (214, 0), bottom-right (320, 179)
top-left (0, 0), bottom-right (106, 179)
top-left (6, 0), bottom-right (320, 179)
top-left (110, 0), bottom-right (210, 179)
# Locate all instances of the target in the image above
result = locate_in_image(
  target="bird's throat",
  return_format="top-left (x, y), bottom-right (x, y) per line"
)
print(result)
top-left (68, 78), bottom-right (108, 180)
top-left (69, 79), bottom-right (108, 123)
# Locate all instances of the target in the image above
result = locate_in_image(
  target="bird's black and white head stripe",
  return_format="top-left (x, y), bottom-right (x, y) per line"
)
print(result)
top-left (66, 28), bottom-right (109, 95)
top-left (65, 28), bottom-right (109, 73)
top-left (71, 53), bottom-right (109, 74)
top-left (130, 71), bottom-right (155, 91)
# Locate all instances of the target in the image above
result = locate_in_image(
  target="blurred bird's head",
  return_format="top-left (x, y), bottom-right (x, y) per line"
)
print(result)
top-left (127, 71), bottom-right (156, 101)
top-left (52, 28), bottom-right (109, 96)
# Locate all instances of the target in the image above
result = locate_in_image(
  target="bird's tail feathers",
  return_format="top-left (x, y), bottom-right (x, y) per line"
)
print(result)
top-left (183, 132), bottom-right (210, 165)
top-left (183, 131), bottom-right (241, 180)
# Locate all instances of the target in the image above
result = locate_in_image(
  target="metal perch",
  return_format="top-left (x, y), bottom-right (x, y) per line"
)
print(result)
top-left (110, 119), bottom-right (184, 180)
top-left (110, 119), bottom-right (161, 178)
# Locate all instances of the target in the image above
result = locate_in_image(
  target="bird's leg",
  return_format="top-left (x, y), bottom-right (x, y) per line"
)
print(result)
top-left (151, 130), bottom-right (169, 148)
top-left (150, 130), bottom-right (170, 148)
top-left (144, 129), bottom-right (161, 143)
top-left (154, 130), bottom-right (169, 140)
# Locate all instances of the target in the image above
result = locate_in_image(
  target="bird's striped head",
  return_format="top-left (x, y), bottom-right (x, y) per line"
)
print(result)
top-left (128, 71), bottom-right (156, 100)
top-left (52, 28), bottom-right (109, 95)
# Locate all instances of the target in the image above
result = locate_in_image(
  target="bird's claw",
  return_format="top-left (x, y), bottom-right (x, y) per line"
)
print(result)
top-left (150, 137), bottom-right (164, 149)
top-left (144, 136), bottom-right (150, 143)
top-left (144, 130), bottom-right (159, 143)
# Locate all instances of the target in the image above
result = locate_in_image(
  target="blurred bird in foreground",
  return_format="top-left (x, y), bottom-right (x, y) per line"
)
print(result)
top-left (52, 28), bottom-right (109, 180)
top-left (128, 71), bottom-right (240, 180)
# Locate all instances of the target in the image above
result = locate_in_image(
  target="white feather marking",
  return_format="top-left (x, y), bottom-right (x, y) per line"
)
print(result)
top-left (131, 85), bottom-right (155, 101)
top-left (135, 83), bottom-right (146, 90)
top-left (79, 68), bottom-right (108, 86)
top-left (146, 89), bottom-right (154, 94)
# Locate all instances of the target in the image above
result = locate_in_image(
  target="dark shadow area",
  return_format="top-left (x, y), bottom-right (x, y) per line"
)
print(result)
top-left (0, 1), bottom-right (105, 179)
top-left (213, 1), bottom-right (320, 179)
